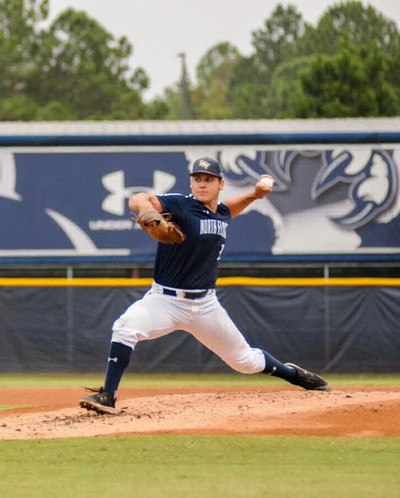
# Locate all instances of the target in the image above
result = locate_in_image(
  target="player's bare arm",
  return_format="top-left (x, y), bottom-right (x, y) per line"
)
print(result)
top-left (224, 175), bottom-right (275, 219)
top-left (129, 192), bottom-right (163, 213)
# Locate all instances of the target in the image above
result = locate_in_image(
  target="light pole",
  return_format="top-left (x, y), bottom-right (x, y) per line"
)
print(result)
top-left (177, 52), bottom-right (189, 120)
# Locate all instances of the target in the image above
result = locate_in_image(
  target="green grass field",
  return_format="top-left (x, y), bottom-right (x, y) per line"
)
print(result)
top-left (1, 436), bottom-right (399, 498)
top-left (0, 405), bottom-right (28, 411)
top-left (1, 372), bottom-right (399, 388)
top-left (0, 374), bottom-right (399, 497)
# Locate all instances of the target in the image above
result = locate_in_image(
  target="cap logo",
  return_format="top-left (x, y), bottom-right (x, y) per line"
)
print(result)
top-left (198, 160), bottom-right (211, 169)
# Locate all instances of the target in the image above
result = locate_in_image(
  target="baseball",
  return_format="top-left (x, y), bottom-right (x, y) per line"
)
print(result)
top-left (260, 177), bottom-right (274, 188)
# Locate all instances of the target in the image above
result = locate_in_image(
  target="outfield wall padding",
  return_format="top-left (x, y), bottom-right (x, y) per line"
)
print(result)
top-left (0, 284), bottom-right (399, 374)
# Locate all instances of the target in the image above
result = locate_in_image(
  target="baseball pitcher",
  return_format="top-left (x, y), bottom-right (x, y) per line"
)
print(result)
top-left (80, 157), bottom-right (330, 414)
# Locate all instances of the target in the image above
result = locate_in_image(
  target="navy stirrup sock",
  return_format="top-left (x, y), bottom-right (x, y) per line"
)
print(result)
top-left (261, 350), bottom-right (297, 382)
top-left (104, 342), bottom-right (132, 398)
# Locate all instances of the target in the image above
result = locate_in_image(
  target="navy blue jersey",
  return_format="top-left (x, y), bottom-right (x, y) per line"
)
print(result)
top-left (155, 193), bottom-right (231, 289)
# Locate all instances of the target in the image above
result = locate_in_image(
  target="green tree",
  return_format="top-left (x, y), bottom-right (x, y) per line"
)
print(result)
top-left (268, 56), bottom-right (314, 118)
top-left (0, 0), bottom-right (48, 101)
top-left (228, 55), bottom-right (260, 95)
top-left (35, 100), bottom-right (77, 121)
top-left (0, 95), bottom-right (38, 120)
top-left (193, 42), bottom-right (239, 119)
top-left (295, 39), bottom-right (399, 118)
top-left (143, 98), bottom-right (169, 120)
top-left (228, 3), bottom-right (306, 118)
top-left (2, 0), bottom-right (400, 121)
top-left (28, 8), bottom-right (147, 119)
top-left (196, 42), bottom-right (239, 86)
top-left (387, 34), bottom-right (400, 103)
top-left (230, 82), bottom-right (269, 119)
top-left (294, 1), bottom-right (400, 115)
top-left (158, 84), bottom-right (182, 120)
top-left (0, 1), bottom-right (148, 120)
top-left (251, 3), bottom-right (305, 82)
top-left (297, 0), bottom-right (400, 57)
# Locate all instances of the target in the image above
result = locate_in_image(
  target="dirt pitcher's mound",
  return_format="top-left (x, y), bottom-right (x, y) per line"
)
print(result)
top-left (1, 386), bottom-right (399, 440)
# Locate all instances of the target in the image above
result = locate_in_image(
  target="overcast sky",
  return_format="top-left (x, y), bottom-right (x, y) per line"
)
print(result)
top-left (48, 0), bottom-right (400, 101)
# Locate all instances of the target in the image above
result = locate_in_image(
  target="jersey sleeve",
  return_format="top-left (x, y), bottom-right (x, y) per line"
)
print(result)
top-left (156, 193), bottom-right (186, 219)
top-left (219, 202), bottom-right (232, 220)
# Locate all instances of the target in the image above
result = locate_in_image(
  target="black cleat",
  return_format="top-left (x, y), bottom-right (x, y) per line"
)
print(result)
top-left (285, 363), bottom-right (331, 391)
top-left (79, 387), bottom-right (116, 414)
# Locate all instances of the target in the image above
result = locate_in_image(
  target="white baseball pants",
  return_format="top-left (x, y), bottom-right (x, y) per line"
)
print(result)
top-left (111, 282), bottom-right (266, 374)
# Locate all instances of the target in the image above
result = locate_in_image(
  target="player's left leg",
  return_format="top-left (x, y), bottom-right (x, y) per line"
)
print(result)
top-left (187, 295), bottom-right (330, 391)
top-left (186, 295), bottom-right (282, 374)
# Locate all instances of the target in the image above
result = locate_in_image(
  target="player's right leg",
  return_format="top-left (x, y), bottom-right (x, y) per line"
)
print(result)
top-left (79, 291), bottom-right (178, 414)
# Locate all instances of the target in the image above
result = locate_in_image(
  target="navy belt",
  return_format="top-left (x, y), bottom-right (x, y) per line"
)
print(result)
top-left (162, 288), bottom-right (209, 299)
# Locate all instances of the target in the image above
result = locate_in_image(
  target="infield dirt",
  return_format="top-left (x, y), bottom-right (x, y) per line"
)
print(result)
top-left (1, 386), bottom-right (399, 440)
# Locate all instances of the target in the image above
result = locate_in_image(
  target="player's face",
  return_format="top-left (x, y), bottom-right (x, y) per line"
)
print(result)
top-left (190, 173), bottom-right (224, 210)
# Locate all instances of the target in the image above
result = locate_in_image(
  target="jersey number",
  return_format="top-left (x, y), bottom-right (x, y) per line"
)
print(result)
top-left (217, 244), bottom-right (225, 261)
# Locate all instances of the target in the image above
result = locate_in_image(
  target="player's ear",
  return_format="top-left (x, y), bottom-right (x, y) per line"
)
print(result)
top-left (219, 179), bottom-right (225, 191)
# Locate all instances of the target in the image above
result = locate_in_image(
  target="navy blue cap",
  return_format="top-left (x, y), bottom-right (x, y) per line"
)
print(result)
top-left (190, 157), bottom-right (223, 178)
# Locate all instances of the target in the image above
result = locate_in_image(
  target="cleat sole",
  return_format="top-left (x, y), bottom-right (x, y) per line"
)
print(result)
top-left (79, 399), bottom-right (116, 415)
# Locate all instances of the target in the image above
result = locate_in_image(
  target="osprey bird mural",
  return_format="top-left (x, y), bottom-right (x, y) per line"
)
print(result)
top-left (187, 148), bottom-right (400, 254)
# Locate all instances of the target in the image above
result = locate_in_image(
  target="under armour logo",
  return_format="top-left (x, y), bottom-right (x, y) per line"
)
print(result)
top-left (267, 366), bottom-right (277, 376)
top-left (108, 357), bottom-right (118, 363)
top-left (101, 170), bottom-right (176, 216)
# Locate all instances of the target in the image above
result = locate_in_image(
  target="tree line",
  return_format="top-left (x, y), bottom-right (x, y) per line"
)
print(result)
top-left (1, 0), bottom-right (399, 121)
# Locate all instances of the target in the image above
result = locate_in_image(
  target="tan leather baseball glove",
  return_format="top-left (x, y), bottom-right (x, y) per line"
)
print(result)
top-left (136, 210), bottom-right (185, 244)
